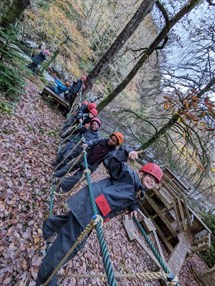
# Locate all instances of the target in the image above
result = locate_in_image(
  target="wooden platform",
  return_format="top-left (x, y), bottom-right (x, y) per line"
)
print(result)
top-left (41, 87), bottom-right (70, 109)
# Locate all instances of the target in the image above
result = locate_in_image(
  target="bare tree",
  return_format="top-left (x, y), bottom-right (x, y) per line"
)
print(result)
top-left (97, 0), bottom-right (202, 111)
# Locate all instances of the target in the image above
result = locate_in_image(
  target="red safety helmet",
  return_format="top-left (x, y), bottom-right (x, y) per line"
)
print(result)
top-left (81, 75), bottom-right (87, 81)
top-left (111, 131), bottom-right (124, 145)
top-left (88, 102), bottom-right (97, 110)
top-left (89, 108), bottom-right (98, 117)
top-left (82, 100), bottom-right (89, 105)
top-left (90, 117), bottom-right (101, 127)
top-left (139, 163), bottom-right (163, 183)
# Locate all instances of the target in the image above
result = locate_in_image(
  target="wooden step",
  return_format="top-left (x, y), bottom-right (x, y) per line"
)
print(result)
top-left (167, 232), bottom-right (191, 276)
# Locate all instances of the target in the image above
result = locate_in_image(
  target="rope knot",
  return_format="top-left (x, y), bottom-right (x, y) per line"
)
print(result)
top-left (165, 273), bottom-right (179, 286)
top-left (92, 214), bottom-right (104, 226)
top-left (84, 168), bottom-right (91, 174)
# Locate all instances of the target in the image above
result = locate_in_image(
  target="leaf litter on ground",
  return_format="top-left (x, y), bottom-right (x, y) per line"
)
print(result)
top-left (0, 80), bottom-right (209, 286)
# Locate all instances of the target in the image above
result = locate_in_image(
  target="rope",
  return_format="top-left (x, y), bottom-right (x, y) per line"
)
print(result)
top-left (82, 146), bottom-right (118, 286)
top-left (133, 217), bottom-right (179, 286)
top-left (59, 123), bottom-right (79, 145)
top-left (60, 269), bottom-right (168, 281)
top-left (42, 216), bottom-right (102, 286)
top-left (53, 139), bottom-right (82, 172)
top-left (49, 180), bottom-right (55, 216)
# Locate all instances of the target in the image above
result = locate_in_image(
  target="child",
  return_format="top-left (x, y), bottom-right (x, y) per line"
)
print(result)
top-left (51, 117), bottom-right (101, 168)
top-left (64, 75), bottom-right (87, 106)
top-left (60, 101), bottom-right (97, 137)
top-left (35, 152), bottom-right (163, 286)
top-left (27, 50), bottom-right (50, 73)
top-left (53, 132), bottom-right (126, 192)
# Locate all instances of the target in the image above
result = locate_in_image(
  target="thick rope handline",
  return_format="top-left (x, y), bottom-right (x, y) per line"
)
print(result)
top-left (59, 269), bottom-right (167, 281)
top-left (53, 139), bottom-right (82, 172)
top-left (54, 152), bottom-right (83, 194)
top-left (42, 217), bottom-right (98, 286)
top-left (82, 146), bottom-right (118, 286)
top-left (59, 123), bottom-right (80, 147)
top-left (44, 175), bottom-right (86, 221)
top-left (133, 217), bottom-right (179, 286)
top-left (79, 86), bottom-right (83, 106)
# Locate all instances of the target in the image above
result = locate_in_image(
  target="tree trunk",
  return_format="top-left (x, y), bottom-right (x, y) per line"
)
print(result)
top-left (137, 113), bottom-right (180, 151)
top-left (97, 0), bottom-right (201, 112)
top-left (84, 0), bottom-right (156, 93)
top-left (0, 0), bottom-right (31, 28)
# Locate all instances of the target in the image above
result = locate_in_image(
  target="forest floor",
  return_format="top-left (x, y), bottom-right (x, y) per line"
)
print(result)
top-left (0, 80), bottom-right (209, 286)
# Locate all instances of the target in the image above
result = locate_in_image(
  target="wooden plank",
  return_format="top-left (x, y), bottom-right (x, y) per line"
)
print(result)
top-left (172, 204), bottom-right (182, 233)
top-left (177, 198), bottom-right (187, 231)
top-left (122, 215), bottom-right (161, 268)
top-left (41, 87), bottom-right (70, 108)
top-left (153, 186), bottom-right (174, 209)
top-left (144, 193), bottom-right (176, 235)
top-left (168, 232), bottom-right (191, 276)
top-left (181, 196), bottom-right (192, 227)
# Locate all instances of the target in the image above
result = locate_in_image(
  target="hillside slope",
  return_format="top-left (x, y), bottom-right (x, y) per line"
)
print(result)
top-left (0, 81), bottom-right (208, 285)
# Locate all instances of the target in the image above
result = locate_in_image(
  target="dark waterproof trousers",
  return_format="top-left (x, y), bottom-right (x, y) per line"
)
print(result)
top-left (61, 169), bottom-right (83, 193)
top-left (54, 142), bottom-right (77, 170)
top-left (27, 62), bottom-right (38, 72)
top-left (36, 212), bottom-right (87, 286)
top-left (60, 115), bottom-right (76, 135)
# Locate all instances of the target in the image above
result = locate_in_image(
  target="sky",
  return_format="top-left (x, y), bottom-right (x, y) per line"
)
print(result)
top-left (152, 0), bottom-right (215, 99)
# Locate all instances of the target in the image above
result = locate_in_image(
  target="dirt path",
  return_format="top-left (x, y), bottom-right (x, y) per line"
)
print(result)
top-left (0, 81), bottom-right (208, 285)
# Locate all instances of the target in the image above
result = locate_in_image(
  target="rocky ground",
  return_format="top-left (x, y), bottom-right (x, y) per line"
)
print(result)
top-left (0, 80), bottom-right (209, 285)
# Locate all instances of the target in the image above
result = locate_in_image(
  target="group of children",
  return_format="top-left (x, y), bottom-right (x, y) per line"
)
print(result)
top-left (35, 99), bottom-right (164, 285)
top-left (47, 75), bottom-right (87, 107)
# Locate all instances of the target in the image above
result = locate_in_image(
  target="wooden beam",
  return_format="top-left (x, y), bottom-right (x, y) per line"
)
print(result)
top-left (144, 193), bottom-right (176, 235)
top-left (41, 87), bottom-right (70, 109)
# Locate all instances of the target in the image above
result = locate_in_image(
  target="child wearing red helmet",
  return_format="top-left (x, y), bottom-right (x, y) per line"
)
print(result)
top-left (36, 148), bottom-right (162, 286)
top-left (60, 101), bottom-right (98, 138)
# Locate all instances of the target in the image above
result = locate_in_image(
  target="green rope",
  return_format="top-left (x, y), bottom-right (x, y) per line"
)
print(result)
top-left (77, 85), bottom-right (117, 285)
top-left (82, 145), bottom-right (117, 286)
top-left (49, 178), bottom-right (56, 216)
top-left (133, 216), bottom-right (179, 286)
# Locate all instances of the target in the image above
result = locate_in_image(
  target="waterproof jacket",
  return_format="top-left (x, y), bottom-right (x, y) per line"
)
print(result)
top-left (65, 80), bottom-right (83, 105)
top-left (62, 127), bottom-right (100, 159)
top-left (32, 52), bottom-right (46, 65)
top-left (66, 152), bottom-right (145, 228)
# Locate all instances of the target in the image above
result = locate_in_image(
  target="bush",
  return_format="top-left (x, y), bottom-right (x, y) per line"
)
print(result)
top-left (0, 25), bottom-right (29, 100)
top-left (199, 212), bottom-right (215, 267)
